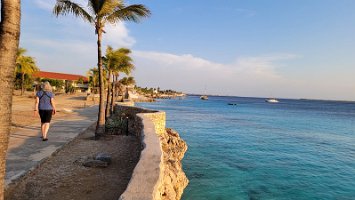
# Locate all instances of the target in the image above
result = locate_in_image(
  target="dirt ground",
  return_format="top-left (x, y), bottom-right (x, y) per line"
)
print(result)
top-left (7, 90), bottom-right (141, 200)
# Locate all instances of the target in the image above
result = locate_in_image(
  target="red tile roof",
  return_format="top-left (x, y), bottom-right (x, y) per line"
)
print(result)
top-left (33, 71), bottom-right (88, 82)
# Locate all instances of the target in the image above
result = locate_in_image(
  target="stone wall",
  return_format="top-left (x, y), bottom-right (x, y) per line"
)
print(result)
top-left (113, 104), bottom-right (158, 137)
top-left (116, 103), bottom-right (188, 200)
top-left (141, 112), bottom-right (166, 136)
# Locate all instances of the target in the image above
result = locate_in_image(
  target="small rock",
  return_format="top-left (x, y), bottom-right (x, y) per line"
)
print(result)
top-left (83, 160), bottom-right (108, 168)
top-left (95, 153), bottom-right (112, 164)
top-left (73, 156), bottom-right (93, 165)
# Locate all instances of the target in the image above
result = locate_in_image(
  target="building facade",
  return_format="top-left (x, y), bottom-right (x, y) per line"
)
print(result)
top-left (33, 71), bottom-right (88, 93)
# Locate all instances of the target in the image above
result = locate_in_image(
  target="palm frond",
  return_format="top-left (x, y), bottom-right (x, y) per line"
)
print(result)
top-left (117, 48), bottom-right (131, 54)
top-left (102, 46), bottom-right (135, 76)
top-left (99, 0), bottom-right (118, 17)
top-left (105, 45), bottom-right (114, 54)
top-left (122, 63), bottom-right (134, 75)
top-left (88, 0), bottom-right (106, 16)
top-left (119, 76), bottom-right (135, 86)
top-left (17, 48), bottom-right (27, 57)
top-left (53, 0), bottom-right (93, 23)
top-left (105, 4), bottom-right (151, 24)
top-left (16, 56), bottom-right (39, 74)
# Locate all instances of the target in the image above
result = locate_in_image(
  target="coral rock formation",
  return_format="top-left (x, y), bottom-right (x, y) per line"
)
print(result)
top-left (154, 128), bottom-right (189, 200)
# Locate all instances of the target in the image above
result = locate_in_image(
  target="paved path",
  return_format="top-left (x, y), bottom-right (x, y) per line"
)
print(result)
top-left (5, 106), bottom-right (98, 187)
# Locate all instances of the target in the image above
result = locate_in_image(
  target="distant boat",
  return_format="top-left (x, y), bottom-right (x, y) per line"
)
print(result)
top-left (266, 98), bottom-right (279, 103)
top-left (200, 85), bottom-right (208, 100)
top-left (200, 95), bottom-right (208, 100)
top-left (228, 103), bottom-right (237, 106)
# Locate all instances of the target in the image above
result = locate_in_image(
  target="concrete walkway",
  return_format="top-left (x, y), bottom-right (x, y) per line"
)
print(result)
top-left (5, 106), bottom-right (98, 187)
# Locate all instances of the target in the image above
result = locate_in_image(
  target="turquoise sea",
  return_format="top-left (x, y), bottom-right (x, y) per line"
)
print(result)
top-left (137, 95), bottom-right (355, 200)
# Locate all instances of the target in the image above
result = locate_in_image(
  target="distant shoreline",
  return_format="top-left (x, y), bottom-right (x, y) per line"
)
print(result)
top-left (186, 94), bottom-right (355, 103)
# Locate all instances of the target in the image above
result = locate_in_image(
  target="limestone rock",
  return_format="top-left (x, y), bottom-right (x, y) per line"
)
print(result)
top-left (154, 128), bottom-right (189, 200)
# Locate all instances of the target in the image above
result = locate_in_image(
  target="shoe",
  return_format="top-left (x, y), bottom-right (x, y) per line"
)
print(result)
top-left (42, 138), bottom-right (48, 141)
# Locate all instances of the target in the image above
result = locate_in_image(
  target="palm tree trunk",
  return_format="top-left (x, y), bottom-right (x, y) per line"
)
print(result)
top-left (115, 74), bottom-right (120, 102)
top-left (110, 74), bottom-right (115, 114)
top-left (0, 0), bottom-right (21, 199)
top-left (105, 70), bottom-right (112, 120)
top-left (96, 29), bottom-right (105, 137)
top-left (21, 72), bottom-right (24, 95)
top-left (114, 75), bottom-right (118, 101)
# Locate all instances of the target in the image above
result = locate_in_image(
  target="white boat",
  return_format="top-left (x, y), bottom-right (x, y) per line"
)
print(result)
top-left (200, 95), bottom-right (208, 100)
top-left (266, 98), bottom-right (279, 103)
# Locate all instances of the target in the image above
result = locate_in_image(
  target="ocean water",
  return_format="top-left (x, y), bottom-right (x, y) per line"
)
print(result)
top-left (137, 96), bottom-right (355, 200)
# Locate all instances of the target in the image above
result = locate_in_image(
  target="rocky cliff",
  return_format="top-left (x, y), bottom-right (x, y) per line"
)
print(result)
top-left (116, 104), bottom-right (188, 200)
top-left (154, 128), bottom-right (189, 200)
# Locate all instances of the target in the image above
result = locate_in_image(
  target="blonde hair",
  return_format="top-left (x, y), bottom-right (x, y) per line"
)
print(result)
top-left (42, 81), bottom-right (52, 92)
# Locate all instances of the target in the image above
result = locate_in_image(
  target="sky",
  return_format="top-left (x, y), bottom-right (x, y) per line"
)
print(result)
top-left (19, 0), bottom-right (355, 100)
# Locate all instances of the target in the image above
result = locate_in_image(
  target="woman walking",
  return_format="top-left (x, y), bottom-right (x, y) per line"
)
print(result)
top-left (34, 81), bottom-right (56, 141)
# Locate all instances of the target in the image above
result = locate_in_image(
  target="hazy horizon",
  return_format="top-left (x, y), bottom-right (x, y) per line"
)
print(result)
top-left (21, 0), bottom-right (355, 101)
top-left (183, 93), bottom-right (355, 102)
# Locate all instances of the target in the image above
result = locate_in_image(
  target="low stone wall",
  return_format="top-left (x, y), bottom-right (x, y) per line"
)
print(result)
top-left (113, 103), bottom-right (166, 137)
top-left (116, 103), bottom-right (188, 200)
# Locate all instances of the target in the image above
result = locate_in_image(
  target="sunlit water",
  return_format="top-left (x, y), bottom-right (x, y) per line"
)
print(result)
top-left (138, 95), bottom-right (355, 200)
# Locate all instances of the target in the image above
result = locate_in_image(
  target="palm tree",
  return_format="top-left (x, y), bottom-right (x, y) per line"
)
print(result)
top-left (53, 0), bottom-right (150, 136)
top-left (119, 76), bottom-right (136, 86)
top-left (119, 76), bottom-right (136, 100)
top-left (103, 46), bottom-right (117, 119)
top-left (16, 48), bottom-right (39, 95)
top-left (87, 67), bottom-right (101, 88)
top-left (103, 46), bottom-right (134, 118)
top-left (0, 0), bottom-right (21, 198)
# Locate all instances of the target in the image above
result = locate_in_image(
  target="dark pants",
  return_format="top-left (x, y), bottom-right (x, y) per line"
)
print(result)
top-left (39, 110), bottom-right (53, 123)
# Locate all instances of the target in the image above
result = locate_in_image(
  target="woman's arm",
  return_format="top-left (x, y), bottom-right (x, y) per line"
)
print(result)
top-left (34, 96), bottom-right (39, 116)
top-left (51, 98), bottom-right (56, 115)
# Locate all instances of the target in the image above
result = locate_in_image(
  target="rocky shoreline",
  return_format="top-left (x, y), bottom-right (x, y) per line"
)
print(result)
top-left (154, 128), bottom-right (189, 200)
top-left (116, 103), bottom-right (189, 200)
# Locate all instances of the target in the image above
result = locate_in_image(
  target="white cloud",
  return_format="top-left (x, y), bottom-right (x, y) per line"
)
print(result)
top-left (133, 51), bottom-right (223, 70)
top-left (34, 0), bottom-right (88, 11)
top-left (132, 51), bottom-right (299, 97)
top-left (34, 0), bottom-right (55, 11)
top-left (232, 54), bottom-right (300, 76)
top-left (132, 50), bottom-right (355, 100)
top-left (103, 22), bottom-right (136, 48)
top-left (25, 38), bottom-right (97, 74)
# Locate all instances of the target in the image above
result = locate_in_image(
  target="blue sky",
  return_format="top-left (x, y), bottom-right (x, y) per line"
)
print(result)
top-left (20, 0), bottom-right (355, 100)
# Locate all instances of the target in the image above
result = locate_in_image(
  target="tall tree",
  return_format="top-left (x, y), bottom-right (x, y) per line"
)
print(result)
top-left (87, 67), bottom-right (107, 90)
top-left (111, 48), bottom-right (133, 108)
top-left (103, 46), bottom-right (133, 118)
top-left (53, 0), bottom-right (150, 136)
top-left (16, 47), bottom-right (39, 95)
top-left (0, 0), bottom-right (21, 199)
top-left (87, 67), bottom-right (99, 88)
top-left (119, 76), bottom-right (136, 100)
top-left (103, 46), bottom-right (116, 119)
